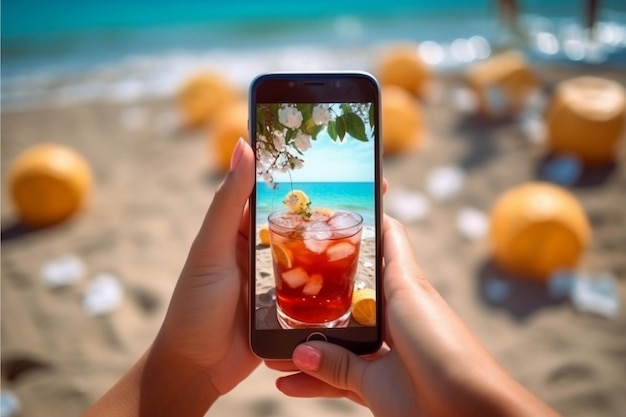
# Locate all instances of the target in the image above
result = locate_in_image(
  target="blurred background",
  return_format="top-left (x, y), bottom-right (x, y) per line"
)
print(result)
top-left (2, 1), bottom-right (626, 416)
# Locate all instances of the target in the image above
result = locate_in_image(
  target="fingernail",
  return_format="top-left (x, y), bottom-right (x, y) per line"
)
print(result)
top-left (293, 344), bottom-right (321, 372)
top-left (230, 138), bottom-right (245, 170)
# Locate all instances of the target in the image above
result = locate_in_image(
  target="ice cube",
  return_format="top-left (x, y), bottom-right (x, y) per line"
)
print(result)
top-left (571, 273), bottom-right (619, 318)
top-left (327, 242), bottom-right (356, 262)
top-left (271, 213), bottom-right (303, 230)
top-left (540, 154), bottom-right (582, 186)
top-left (309, 208), bottom-right (332, 223)
top-left (303, 221), bottom-right (332, 240)
top-left (281, 267), bottom-right (309, 289)
top-left (386, 188), bottom-right (430, 222)
top-left (83, 273), bottom-right (124, 316)
top-left (41, 254), bottom-right (85, 288)
top-left (302, 274), bottom-right (323, 296)
top-left (456, 207), bottom-right (488, 240)
top-left (426, 166), bottom-right (465, 202)
top-left (328, 211), bottom-right (362, 237)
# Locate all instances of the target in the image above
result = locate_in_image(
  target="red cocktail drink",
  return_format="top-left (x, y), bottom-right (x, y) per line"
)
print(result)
top-left (268, 210), bottom-right (363, 328)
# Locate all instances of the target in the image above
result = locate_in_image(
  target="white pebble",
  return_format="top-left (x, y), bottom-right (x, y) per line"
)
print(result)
top-left (456, 207), bottom-right (489, 240)
top-left (386, 189), bottom-right (430, 222)
top-left (83, 273), bottom-right (124, 316)
top-left (1, 391), bottom-right (20, 417)
top-left (571, 273), bottom-right (619, 318)
top-left (41, 254), bottom-right (85, 288)
top-left (426, 166), bottom-right (465, 202)
top-left (519, 115), bottom-right (546, 144)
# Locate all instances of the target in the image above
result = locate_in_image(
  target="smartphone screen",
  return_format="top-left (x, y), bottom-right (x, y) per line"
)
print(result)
top-left (249, 72), bottom-right (382, 359)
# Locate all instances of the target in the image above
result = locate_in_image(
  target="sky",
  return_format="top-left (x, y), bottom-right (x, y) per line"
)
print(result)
top-left (279, 128), bottom-right (376, 183)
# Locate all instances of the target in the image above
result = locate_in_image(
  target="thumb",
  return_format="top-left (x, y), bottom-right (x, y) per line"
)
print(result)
top-left (188, 138), bottom-right (254, 261)
top-left (292, 342), bottom-right (368, 395)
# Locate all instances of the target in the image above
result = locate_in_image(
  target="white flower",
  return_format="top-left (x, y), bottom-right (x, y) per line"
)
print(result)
top-left (294, 133), bottom-right (312, 152)
top-left (272, 130), bottom-right (286, 151)
top-left (278, 106), bottom-right (303, 129)
top-left (312, 104), bottom-right (330, 126)
top-left (262, 171), bottom-right (274, 186)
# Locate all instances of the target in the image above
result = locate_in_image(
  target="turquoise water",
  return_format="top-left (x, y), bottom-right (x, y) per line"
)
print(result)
top-left (2, 1), bottom-right (625, 110)
top-left (256, 181), bottom-right (375, 225)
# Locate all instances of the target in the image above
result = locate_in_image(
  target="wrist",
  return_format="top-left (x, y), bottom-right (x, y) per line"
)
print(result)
top-left (139, 342), bottom-right (220, 416)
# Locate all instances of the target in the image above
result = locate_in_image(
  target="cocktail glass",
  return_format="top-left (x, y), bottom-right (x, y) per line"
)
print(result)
top-left (268, 209), bottom-right (363, 329)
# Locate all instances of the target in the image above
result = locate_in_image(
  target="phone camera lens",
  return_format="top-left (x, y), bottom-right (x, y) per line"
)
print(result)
top-left (289, 81), bottom-right (295, 88)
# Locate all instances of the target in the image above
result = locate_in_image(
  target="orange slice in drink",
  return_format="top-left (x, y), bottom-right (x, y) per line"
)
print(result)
top-left (272, 243), bottom-right (293, 269)
top-left (351, 288), bottom-right (376, 326)
top-left (284, 190), bottom-right (309, 213)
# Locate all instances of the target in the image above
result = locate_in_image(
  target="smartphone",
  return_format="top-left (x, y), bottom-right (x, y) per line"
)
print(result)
top-left (248, 72), bottom-right (383, 359)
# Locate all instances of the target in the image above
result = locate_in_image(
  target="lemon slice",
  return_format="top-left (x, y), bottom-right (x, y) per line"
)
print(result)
top-left (271, 243), bottom-right (293, 269)
top-left (284, 190), bottom-right (310, 213)
top-left (258, 223), bottom-right (270, 246)
top-left (351, 288), bottom-right (376, 326)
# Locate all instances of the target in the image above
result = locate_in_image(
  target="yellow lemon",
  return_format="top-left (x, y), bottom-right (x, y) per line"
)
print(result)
top-left (489, 182), bottom-right (591, 280)
top-left (284, 190), bottom-right (310, 213)
top-left (351, 288), bottom-right (377, 326)
top-left (271, 243), bottom-right (293, 269)
top-left (9, 143), bottom-right (93, 228)
top-left (258, 223), bottom-right (270, 246)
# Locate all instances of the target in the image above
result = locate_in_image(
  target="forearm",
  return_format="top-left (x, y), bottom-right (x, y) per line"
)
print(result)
top-left (83, 345), bottom-right (219, 417)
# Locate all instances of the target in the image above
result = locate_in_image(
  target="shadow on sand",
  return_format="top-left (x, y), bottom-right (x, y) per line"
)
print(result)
top-left (476, 259), bottom-right (567, 321)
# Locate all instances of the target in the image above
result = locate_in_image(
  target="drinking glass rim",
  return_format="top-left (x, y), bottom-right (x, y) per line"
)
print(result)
top-left (267, 209), bottom-right (364, 232)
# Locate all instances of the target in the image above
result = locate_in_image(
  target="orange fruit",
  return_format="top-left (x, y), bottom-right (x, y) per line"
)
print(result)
top-left (466, 50), bottom-right (537, 119)
top-left (258, 223), bottom-right (270, 246)
top-left (271, 243), bottom-right (293, 269)
top-left (9, 143), bottom-right (93, 228)
top-left (381, 86), bottom-right (424, 156)
top-left (178, 72), bottom-right (237, 128)
top-left (489, 182), bottom-right (591, 281)
top-left (546, 76), bottom-right (626, 165)
top-left (351, 288), bottom-right (376, 326)
top-left (210, 100), bottom-right (248, 173)
top-left (377, 43), bottom-right (431, 98)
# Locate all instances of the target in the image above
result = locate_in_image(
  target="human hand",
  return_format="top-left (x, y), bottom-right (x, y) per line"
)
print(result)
top-left (144, 138), bottom-right (259, 410)
top-left (269, 215), bottom-right (561, 417)
top-left (84, 138), bottom-right (259, 416)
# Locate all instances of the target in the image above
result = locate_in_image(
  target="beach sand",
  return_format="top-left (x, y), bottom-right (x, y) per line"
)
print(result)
top-left (1, 65), bottom-right (625, 417)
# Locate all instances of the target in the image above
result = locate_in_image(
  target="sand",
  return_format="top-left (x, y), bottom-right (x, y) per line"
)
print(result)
top-left (1, 65), bottom-right (625, 417)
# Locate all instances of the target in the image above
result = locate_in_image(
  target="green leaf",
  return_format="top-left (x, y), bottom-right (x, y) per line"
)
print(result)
top-left (297, 103), bottom-right (313, 122)
top-left (368, 103), bottom-right (374, 128)
top-left (309, 124), bottom-right (324, 140)
top-left (303, 118), bottom-right (317, 136)
top-left (285, 128), bottom-right (296, 143)
top-left (327, 120), bottom-right (337, 141)
top-left (344, 112), bottom-right (368, 142)
top-left (336, 115), bottom-right (346, 140)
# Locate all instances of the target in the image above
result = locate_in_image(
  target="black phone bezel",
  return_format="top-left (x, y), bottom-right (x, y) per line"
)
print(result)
top-left (248, 72), bottom-right (383, 360)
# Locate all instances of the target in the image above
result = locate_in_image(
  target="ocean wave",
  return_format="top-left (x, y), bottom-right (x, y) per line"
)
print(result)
top-left (2, 12), bottom-right (625, 111)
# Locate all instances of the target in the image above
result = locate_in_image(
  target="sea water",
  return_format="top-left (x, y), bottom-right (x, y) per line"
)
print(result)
top-left (2, 0), bottom-right (625, 111)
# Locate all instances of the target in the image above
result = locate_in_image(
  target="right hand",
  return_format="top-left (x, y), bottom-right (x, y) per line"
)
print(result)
top-left (268, 215), bottom-right (560, 417)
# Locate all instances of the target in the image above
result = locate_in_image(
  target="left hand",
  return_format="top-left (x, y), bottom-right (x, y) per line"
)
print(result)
top-left (144, 138), bottom-right (259, 410)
